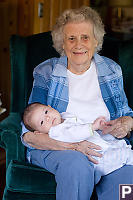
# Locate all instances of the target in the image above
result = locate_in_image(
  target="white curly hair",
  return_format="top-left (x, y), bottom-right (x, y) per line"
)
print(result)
top-left (51, 6), bottom-right (105, 56)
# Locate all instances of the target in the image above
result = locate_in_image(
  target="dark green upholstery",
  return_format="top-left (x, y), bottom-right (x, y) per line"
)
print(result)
top-left (9, 33), bottom-right (59, 114)
top-left (0, 31), bottom-right (133, 200)
top-left (119, 40), bottom-right (133, 109)
top-left (6, 161), bottom-right (56, 194)
top-left (0, 32), bottom-right (59, 200)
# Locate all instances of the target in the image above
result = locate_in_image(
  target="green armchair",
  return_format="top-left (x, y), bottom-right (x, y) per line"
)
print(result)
top-left (0, 32), bottom-right (59, 200)
top-left (0, 31), bottom-right (133, 200)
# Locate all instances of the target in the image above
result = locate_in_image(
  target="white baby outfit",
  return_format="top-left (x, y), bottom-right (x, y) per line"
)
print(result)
top-left (49, 112), bottom-right (133, 176)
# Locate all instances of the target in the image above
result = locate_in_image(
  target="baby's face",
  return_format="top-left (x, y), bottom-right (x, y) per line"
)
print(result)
top-left (31, 105), bottom-right (61, 133)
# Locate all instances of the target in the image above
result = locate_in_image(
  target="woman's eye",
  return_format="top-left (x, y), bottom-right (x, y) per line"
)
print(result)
top-left (41, 121), bottom-right (43, 125)
top-left (68, 37), bottom-right (75, 41)
top-left (82, 35), bottom-right (89, 40)
top-left (45, 110), bottom-right (48, 114)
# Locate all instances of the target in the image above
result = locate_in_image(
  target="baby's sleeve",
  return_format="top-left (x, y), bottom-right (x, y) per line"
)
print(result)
top-left (49, 122), bottom-right (94, 142)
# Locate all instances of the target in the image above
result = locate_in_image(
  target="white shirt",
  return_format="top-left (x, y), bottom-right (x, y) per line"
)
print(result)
top-left (66, 60), bottom-right (110, 123)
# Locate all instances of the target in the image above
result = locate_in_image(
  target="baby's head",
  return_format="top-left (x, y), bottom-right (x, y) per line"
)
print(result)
top-left (23, 102), bottom-right (61, 133)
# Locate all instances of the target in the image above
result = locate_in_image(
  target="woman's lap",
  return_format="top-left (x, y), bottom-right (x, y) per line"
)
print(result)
top-left (30, 149), bottom-right (133, 200)
top-left (96, 165), bottom-right (133, 200)
top-left (31, 149), bottom-right (96, 199)
top-left (30, 149), bottom-right (94, 174)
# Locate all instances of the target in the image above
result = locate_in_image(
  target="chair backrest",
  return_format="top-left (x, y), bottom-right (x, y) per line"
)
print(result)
top-left (118, 40), bottom-right (133, 109)
top-left (10, 31), bottom-right (59, 114)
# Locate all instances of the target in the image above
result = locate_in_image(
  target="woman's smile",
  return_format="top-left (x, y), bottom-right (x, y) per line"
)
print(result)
top-left (73, 50), bottom-right (88, 55)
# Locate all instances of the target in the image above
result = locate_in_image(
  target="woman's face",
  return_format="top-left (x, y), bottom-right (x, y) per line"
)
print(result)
top-left (63, 21), bottom-right (98, 74)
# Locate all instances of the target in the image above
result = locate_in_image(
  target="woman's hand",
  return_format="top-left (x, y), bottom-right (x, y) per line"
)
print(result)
top-left (102, 116), bottom-right (133, 138)
top-left (75, 140), bottom-right (102, 164)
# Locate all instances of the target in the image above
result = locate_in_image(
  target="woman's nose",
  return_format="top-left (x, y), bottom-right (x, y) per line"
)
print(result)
top-left (75, 38), bottom-right (82, 48)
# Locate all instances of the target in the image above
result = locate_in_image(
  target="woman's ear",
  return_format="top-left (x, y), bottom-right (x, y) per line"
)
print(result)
top-left (95, 40), bottom-right (98, 47)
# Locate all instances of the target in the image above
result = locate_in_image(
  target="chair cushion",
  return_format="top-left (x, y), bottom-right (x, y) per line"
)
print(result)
top-left (6, 160), bottom-right (56, 194)
top-left (3, 188), bottom-right (56, 200)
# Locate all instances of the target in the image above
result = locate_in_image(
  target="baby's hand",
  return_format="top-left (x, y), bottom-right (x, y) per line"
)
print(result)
top-left (92, 116), bottom-right (107, 131)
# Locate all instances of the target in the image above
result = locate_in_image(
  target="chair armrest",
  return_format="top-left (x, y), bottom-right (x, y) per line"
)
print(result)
top-left (0, 112), bottom-right (21, 148)
top-left (0, 112), bottom-right (22, 131)
top-left (0, 112), bottom-right (26, 168)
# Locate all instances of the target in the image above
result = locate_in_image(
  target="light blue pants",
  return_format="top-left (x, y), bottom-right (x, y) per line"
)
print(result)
top-left (30, 149), bottom-right (133, 200)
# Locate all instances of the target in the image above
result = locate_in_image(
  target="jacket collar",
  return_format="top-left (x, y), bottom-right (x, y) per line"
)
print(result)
top-left (52, 56), bottom-right (68, 77)
top-left (94, 53), bottom-right (115, 77)
top-left (52, 54), bottom-right (115, 77)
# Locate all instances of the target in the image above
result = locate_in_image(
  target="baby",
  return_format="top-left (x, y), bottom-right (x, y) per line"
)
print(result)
top-left (23, 102), bottom-right (133, 176)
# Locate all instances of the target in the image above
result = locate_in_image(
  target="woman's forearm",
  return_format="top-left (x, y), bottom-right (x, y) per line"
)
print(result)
top-left (23, 131), bottom-right (76, 150)
top-left (23, 131), bottom-right (103, 164)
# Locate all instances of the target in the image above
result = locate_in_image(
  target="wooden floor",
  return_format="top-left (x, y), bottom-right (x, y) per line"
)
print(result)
top-left (0, 148), bottom-right (6, 200)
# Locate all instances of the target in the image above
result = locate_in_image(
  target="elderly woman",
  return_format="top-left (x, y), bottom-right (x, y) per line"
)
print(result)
top-left (22, 6), bottom-right (133, 200)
